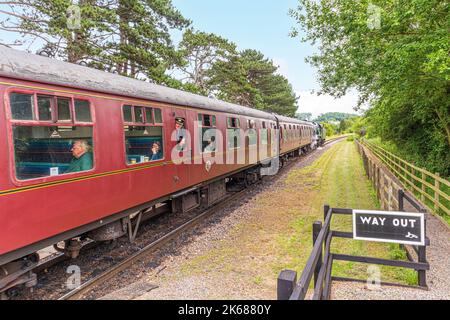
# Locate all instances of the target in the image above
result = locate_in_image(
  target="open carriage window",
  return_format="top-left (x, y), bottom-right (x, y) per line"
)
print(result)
top-left (198, 113), bottom-right (217, 153)
top-left (247, 119), bottom-right (257, 146)
top-left (8, 93), bottom-right (95, 180)
top-left (13, 126), bottom-right (94, 180)
top-left (261, 121), bottom-right (268, 145)
top-left (227, 116), bottom-right (241, 149)
top-left (123, 105), bottom-right (164, 164)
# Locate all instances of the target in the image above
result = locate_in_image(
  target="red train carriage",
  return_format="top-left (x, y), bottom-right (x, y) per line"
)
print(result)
top-left (0, 47), bottom-right (314, 294)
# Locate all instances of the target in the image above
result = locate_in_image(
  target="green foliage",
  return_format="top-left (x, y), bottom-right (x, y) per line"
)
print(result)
top-left (208, 49), bottom-right (299, 116)
top-left (1, 0), bottom-right (190, 85)
top-left (314, 112), bottom-right (357, 123)
top-left (388, 244), bottom-right (406, 260)
top-left (97, 0), bottom-right (191, 84)
top-left (2, 1), bottom-right (301, 117)
top-left (291, 0), bottom-right (450, 176)
top-left (178, 28), bottom-right (237, 95)
top-left (321, 122), bottom-right (338, 137)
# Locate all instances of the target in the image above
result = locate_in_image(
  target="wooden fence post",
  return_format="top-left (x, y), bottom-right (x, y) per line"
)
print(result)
top-left (434, 173), bottom-right (440, 212)
top-left (313, 221), bottom-right (323, 288)
top-left (277, 270), bottom-right (297, 300)
top-left (398, 189), bottom-right (404, 212)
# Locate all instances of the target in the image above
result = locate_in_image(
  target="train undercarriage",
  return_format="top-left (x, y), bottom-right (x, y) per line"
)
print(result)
top-left (0, 145), bottom-right (313, 299)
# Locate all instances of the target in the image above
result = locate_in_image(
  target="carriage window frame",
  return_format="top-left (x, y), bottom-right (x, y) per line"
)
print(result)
top-left (198, 114), bottom-right (216, 128)
top-left (247, 119), bottom-right (257, 146)
top-left (123, 105), bottom-right (160, 125)
top-left (227, 116), bottom-right (241, 149)
top-left (227, 117), bottom-right (240, 129)
top-left (198, 113), bottom-right (217, 154)
top-left (6, 89), bottom-right (96, 185)
top-left (122, 104), bottom-right (164, 166)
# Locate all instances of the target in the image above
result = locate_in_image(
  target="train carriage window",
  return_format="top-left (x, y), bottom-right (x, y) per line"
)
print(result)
top-left (37, 96), bottom-right (52, 121)
top-left (145, 108), bottom-right (153, 124)
top-left (247, 119), bottom-right (257, 146)
top-left (198, 113), bottom-right (217, 153)
top-left (203, 115), bottom-right (213, 127)
top-left (261, 128), bottom-right (268, 145)
top-left (10, 92), bottom-right (35, 120)
top-left (228, 117), bottom-right (239, 128)
top-left (123, 105), bottom-right (133, 122)
top-left (57, 98), bottom-right (71, 121)
top-left (134, 106), bottom-right (144, 124)
top-left (9, 93), bottom-right (95, 180)
top-left (124, 126), bottom-right (163, 164)
top-left (13, 126), bottom-right (94, 180)
top-left (75, 100), bottom-right (92, 122)
top-left (154, 108), bottom-right (163, 123)
top-left (260, 121), bottom-right (268, 145)
top-left (123, 105), bottom-right (164, 164)
top-left (227, 117), bottom-right (241, 149)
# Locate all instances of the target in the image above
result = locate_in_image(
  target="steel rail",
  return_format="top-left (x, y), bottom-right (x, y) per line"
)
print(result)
top-left (58, 188), bottom-right (249, 300)
top-left (57, 136), bottom-right (346, 300)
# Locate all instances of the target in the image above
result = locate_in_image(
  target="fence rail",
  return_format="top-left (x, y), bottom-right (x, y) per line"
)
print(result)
top-left (360, 140), bottom-right (450, 219)
top-left (278, 205), bottom-right (429, 300)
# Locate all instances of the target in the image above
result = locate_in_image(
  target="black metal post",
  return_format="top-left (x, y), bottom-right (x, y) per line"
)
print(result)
top-left (324, 204), bottom-right (330, 221)
top-left (398, 189), bottom-right (404, 211)
top-left (277, 270), bottom-right (297, 300)
top-left (313, 221), bottom-right (323, 288)
top-left (418, 208), bottom-right (427, 288)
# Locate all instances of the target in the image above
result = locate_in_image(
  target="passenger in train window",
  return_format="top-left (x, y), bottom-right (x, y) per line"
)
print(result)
top-left (65, 140), bottom-right (93, 173)
top-left (151, 141), bottom-right (162, 161)
top-left (175, 118), bottom-right (186, 150)
top-left (203, 136), bottom-right (216, 153)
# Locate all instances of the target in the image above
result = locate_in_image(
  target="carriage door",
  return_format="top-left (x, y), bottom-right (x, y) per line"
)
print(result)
top-left (169, 107), bottom-right (191, 191)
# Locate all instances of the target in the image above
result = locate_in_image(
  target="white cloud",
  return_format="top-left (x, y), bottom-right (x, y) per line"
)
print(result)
top-left (295, 90), bottom-right (362, 118)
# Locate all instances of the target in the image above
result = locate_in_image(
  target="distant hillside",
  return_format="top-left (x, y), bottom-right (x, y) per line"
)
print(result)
top-left (295, 112), bottom-right (313, 121)
top-left (314, 112), bottom-right (357, 122)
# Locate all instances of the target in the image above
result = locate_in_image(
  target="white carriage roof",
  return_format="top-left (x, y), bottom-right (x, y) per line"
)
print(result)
top-left (0, 46), bottom-right (310, 125)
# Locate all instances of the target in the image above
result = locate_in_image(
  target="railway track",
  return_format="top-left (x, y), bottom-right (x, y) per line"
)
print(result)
top-left (59, 136), bottom-right (345, 300)
top-left (14, 136), bottom-right (346, 300)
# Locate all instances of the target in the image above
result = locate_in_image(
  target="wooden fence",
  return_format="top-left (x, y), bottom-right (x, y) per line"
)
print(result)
top-left (359, 140), bottom-right (450, 220)
top-left (278, 205), bottom-right (429, 300)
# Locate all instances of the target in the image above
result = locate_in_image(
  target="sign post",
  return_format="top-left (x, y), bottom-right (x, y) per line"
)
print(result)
top-left (352, 210), bottom-right (425, 246)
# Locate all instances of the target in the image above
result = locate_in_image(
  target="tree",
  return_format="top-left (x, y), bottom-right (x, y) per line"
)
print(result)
top-left (208, 49), bottom-right (298, 116)
top-left (321, 122), bottom-right (338, 137)
top-left (0, 0), bottom-right (191, 85)
top-left (290, 0), bottom-right (449, 175)
top-left (177, 28), bottom-right (236, 94)
top-left (102, 0), bottom-right (190, 83)
top-left (0, 0), bottom-right (112, 63)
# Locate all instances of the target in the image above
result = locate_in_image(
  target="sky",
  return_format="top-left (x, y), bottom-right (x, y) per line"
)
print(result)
top-left (172, 0), bottom-right (360, 118)
top-left (0, 1), bottom-right (360, 118)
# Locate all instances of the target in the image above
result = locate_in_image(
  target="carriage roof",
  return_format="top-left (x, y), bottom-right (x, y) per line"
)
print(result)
top-left (0, 47), bottom-right (308, 125)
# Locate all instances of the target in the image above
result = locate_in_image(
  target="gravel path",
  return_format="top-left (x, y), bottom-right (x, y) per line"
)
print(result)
top-left (331, 145), bottom-right (450, 300)
top-left (331, 212), bottom-right (450, 300)
top-left (96, 142), bottom-right (342, 300)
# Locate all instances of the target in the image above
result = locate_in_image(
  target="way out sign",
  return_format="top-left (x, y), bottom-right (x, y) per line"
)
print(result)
top-left (353, 210), bottom-right (425, 245)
